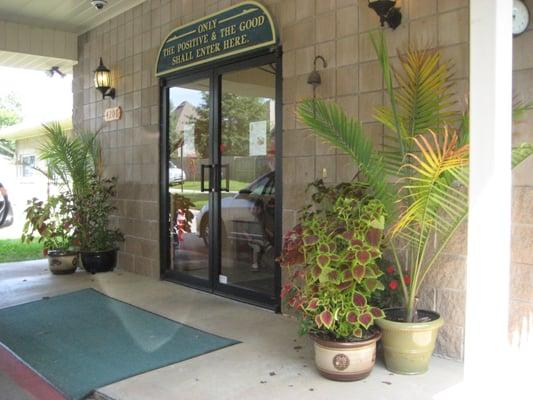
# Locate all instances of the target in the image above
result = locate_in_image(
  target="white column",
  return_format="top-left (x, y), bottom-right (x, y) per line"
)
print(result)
top-left (465, 0), bottom-right (512, 394)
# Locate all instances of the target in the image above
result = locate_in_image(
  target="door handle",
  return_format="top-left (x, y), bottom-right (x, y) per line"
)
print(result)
top-left (220, 164), bottom-right (230, 192)
top-left (201, 164), bottom-right (213, 192)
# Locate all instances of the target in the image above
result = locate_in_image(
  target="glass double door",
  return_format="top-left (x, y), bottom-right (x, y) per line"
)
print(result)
top-left (165, 57), bottom-right (278, 308)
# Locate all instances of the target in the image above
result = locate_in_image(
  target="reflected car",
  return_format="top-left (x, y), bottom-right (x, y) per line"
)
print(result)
top-left (169, 161), bottom-right (187, 184)
top-left (196, 171), bottom-right (275, 247)
top-left (0, 183), bottom-right (11, 228)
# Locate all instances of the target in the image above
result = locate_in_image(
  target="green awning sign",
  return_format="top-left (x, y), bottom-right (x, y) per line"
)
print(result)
top-left (156, 1), bottom-right (277, 77)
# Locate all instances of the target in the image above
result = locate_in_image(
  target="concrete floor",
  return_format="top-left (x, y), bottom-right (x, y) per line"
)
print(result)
top-left (0, 260), bottom-right (464, 400)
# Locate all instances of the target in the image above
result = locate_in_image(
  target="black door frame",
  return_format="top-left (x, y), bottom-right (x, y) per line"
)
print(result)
top-left (159, 47), bottom-right (283, 311)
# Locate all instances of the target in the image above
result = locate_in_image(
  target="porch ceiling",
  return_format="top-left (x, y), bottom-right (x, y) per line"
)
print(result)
top-left (0, 0), bottom-right (146, 34)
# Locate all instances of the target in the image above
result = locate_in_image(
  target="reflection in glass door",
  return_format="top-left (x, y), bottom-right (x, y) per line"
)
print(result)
top-left (167, 78), bottom-right (211, 283)
top-left (218, 65), bottom-right (277, 297)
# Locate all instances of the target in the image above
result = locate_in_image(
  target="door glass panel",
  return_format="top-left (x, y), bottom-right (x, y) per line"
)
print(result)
top-left (219, 65), bottom-right (276, 296)
top-left (168, 79), bottom-right (210, 281)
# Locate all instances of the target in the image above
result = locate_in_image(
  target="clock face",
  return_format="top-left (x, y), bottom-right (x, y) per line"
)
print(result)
top-left (513, 0), bottom-right (530, 36)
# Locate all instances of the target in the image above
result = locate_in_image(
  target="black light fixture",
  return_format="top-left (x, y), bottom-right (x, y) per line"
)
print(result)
top-left (45, 66), bottom-right (66, 78)
top-left (94, 57), bottom-right (115, 100)
top-left (307, 55), bottom-right (327, 89)
top-left (368, 0), bottom-right (402, 30)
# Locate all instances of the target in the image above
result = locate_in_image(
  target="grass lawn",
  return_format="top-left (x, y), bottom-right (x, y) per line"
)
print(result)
top-left (0, 239), bottom-right (45, 263)
top-left (171, 180), bottom-right (247, 208)
top-left (174, 180), bottom-right (249, 192)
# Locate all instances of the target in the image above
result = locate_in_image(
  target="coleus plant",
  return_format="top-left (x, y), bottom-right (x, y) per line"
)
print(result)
top-left (280, 181), bottom-right (387, 341)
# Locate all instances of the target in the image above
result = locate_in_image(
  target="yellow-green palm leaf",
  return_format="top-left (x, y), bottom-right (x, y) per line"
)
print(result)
top-left (392, 128), bottom-right (469, 241)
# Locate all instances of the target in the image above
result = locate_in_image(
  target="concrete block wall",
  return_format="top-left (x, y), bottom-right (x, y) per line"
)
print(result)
top-left (72, 0), bottom-right (533, 360)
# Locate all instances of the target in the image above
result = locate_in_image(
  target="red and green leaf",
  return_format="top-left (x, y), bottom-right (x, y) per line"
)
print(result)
top-left (351, 239), bottom-right (363, 247)
top-left (370, 307), bottom-right (385, 319)
top-left (352, 264), bottom-right (366, 282)
top-left (328, 270), bottom-right (340, 283)
top-left (357, 250), bottom-right (370, 264)
top-left (307, 298), bottom-right (319, 310)
top-left (317, 254), bottom-right (331, 268)
top-left (303, 235), bottom-right (319, 246)
top-left (353, 328), bottom-right (363, 338)
top-left (342, 231), bottom-right (353, 241)
top-left (336, 281), bottom-right (353, 291)
top-left (365, 279), bottom-right (379, 292)
top-left (342, 269), bottom-right (353, 282)
top-left (366, 227), bottom-right (382, 247)
top-left (346, 311), bottom-right (358, 324)
top-left (352, 291), bottom-right (367, 307)
top-left (311, 265), bottom-right (322, 279)
top-left (320, 310), bottom-right (334, 329)
top-left (315, 314), bottom-right (323, 328)
top-left (358, 312), bottom-right (373, 329)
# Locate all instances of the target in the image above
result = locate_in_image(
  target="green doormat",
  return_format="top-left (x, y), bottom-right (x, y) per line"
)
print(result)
top-left (0, 289), bottom-right (239, 399)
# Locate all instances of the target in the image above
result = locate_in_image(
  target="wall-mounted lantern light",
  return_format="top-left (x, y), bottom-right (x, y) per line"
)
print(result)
top-left (368, 0), bottom-right (402, 30)
top-left (307, 55), bottom-right (327, 115)
top-left (94, 57), bottom-right (115, 100)
top-left (307, 55), bottom-right (327, 89)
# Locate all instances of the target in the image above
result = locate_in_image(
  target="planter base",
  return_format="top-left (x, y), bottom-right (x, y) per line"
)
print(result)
top-left (376, 309), bottom-right (443, 375)
top-left (311, 331), bottom-right (381, 381)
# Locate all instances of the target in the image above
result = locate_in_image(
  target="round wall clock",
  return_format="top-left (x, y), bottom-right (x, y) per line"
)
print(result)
top-left (513, 0), bottom-right (530, 36)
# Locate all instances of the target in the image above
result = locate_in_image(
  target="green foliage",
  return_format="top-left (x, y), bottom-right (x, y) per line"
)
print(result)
top-left (281, 181), bottom-right (386, 341)
top-left (39, 122), bottom-right (102, 196)
top-left (297, 31), bottom-right (533, 322)
top-left (21, 194), bottom-right (76, 251)
top-left (192, 92), bottom-right (271, 158)
top-left (0, 239), bottom-right (44, 263)
top-left (73, 177), bottom-right (124, 252)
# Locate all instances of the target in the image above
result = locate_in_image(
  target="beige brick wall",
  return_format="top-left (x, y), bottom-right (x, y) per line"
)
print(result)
top-left (72, 0), bottom-right (532, 360)
top-left (510, 0), bottom-right (533, 353)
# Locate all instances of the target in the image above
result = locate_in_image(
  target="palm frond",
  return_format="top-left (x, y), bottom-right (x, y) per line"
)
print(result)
top-left (512, 143), bottom-right (533, 168)
top-left (392, 128), bottom-right (469, 237)
top-left (371, 30), bottom-right (458, 157)
top-left (297, 99), bottom-right (396, 221)
top-left (40, 122), bottom-right (102, 195)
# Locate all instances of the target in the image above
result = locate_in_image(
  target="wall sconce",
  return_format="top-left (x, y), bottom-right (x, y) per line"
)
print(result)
top-left (94, 57), bottom-right (115, 100)
top-left (307, 55), bottom-right (327, 89)
top-left (368, 0), bottom-right (402, 30)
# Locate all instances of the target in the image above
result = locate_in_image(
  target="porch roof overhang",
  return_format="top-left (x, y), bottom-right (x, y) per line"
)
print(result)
top-left (0, 118), bottom-right (72, 141)
top-left (0, 0), bottom-right (145, 73)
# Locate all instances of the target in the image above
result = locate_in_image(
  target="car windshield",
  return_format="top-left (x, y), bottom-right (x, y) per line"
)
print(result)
top-left (247, 172), bottom-right (274, 196)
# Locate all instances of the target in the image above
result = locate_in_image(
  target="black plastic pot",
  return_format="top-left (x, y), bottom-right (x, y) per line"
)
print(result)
top-left (80, 249), bottom-right (117, 274)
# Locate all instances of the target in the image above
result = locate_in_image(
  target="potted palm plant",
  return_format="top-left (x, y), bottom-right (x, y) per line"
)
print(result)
top-left (21, 194), bottom-right (78, 274)
top-left (297, 32), bottom-right (533, 374)
top-left (39, 122), bottom-right (124, 274)
top-left (281, 181), bottom-right (386, 381)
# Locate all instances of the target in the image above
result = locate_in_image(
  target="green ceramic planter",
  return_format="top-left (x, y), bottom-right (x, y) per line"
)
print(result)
top-left (376, 309), bottom-right (444, 375)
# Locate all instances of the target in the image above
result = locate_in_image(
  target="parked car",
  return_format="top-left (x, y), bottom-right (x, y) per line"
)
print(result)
top-left (169, 161), bottom-right (187, 184)
top-left (196, 171), bottom-right (275, 247)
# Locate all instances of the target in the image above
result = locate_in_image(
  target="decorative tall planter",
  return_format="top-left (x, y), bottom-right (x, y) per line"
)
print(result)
top-left (47, 250), bottom-right (78, 275)
top-left (80, 249), bottom-right (117, 274)
top-left (376, 308), bottom-right (444, 375)
top-left (310, 331), bottom-right (381, 381)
